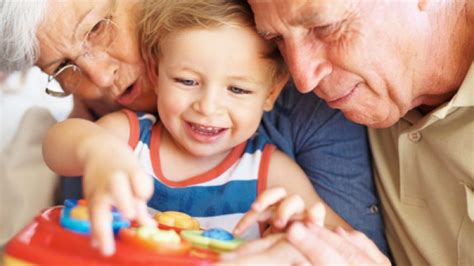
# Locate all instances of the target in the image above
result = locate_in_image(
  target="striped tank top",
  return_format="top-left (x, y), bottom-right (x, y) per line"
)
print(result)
top-left (123, 110), bottom-right (275, 239)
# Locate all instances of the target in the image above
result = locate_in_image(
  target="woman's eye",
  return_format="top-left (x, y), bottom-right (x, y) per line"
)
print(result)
top-left (175, 78), bottom-right (198, 86)
top-left (54, 60), bottom-right (71, 74)
top-left (87, 19), bottom-right (109, 39)
top-left (229, 86), bottom-right (250, 94)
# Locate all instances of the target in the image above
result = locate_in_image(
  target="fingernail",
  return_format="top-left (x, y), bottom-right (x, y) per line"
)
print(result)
top-left (288, 223), bottom-right (306, 241)
top-left (102, 244), bottom-right (115, 257)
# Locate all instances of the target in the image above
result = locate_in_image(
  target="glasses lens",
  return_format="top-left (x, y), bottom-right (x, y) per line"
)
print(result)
top-left (53, 65), bottom-right (82, 94)
top-left (87, 19), bottom-right (117, 53)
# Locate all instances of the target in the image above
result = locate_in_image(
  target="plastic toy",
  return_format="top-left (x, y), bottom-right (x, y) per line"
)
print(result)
top-left (155, 211), bottom-right (200, 232)
top-left (181, 228), bottom-right (244, 252)
top-left (3, 201), bottom-right (216, 265)
top-left (119, 226), bottom-right (192, 255)
top-left (61, 199), bottom-right (130, 234)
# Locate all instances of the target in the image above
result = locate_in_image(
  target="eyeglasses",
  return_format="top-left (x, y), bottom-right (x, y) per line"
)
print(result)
top-left (45, 17), bottom-right (118, 98)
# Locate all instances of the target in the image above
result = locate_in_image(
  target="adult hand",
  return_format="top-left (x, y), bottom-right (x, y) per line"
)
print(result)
top-left (286, 203), bottom-right (391, 265)
top-left (219, 234), bottom-right (309, 265)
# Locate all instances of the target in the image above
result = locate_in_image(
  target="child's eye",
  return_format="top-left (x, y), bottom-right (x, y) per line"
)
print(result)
top-left (174, 78), bottom-right (198, 86)
top-left (229, 86), bottom-right (251, 95)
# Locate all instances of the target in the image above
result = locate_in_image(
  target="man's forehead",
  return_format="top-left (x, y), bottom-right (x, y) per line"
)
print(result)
top-left (252, 0), bottom-right (355, 22)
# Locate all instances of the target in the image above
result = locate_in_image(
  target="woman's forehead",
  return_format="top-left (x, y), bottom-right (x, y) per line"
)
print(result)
top-left (36, 0), bottom-right (113, 72)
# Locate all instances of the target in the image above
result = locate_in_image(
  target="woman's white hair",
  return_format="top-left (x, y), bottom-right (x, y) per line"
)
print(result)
top-left (0, 0), bottom-right (48, 73)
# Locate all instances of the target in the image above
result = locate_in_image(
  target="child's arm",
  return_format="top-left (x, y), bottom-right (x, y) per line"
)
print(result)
top-left (42, 111), bottom-right (155, 255)
top-left (234, 149), bottom-right (352, 235)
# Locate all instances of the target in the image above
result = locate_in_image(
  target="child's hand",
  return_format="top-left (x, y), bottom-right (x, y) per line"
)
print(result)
top-left (233, 187), bottom-right (326, 236)
top-left (80, 135), bottom-right (156, 256)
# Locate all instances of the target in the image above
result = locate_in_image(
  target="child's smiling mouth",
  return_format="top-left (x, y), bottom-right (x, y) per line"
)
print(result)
top-left (188, 122), bottom-right (227, 136)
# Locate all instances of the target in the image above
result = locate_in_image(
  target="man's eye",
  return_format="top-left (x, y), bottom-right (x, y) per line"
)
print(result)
top-left (312, 23), bottom-right (335, 36)
top-left (312, 20), bottom-right (348, 42)
top-left (175, 78), bottom-right (198, 86)
top-left (229, 86), bottom-right (250, 94)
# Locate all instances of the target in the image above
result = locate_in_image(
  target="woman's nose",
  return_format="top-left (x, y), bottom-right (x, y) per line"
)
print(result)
top-left (78, 53), bottom-right (119, 88)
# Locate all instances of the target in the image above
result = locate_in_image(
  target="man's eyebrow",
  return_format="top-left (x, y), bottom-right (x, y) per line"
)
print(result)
top-left (292, 10), bottom-right (320, 27)
top-left (257, 29), bottom-right (275, 39)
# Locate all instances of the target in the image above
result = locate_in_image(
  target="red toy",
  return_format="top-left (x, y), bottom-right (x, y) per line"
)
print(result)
top-left (3, 201), bottom-right (218, 265)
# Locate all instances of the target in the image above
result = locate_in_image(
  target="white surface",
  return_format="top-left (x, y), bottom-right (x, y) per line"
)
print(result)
top-left (0, 67), bottom-right (73, 150)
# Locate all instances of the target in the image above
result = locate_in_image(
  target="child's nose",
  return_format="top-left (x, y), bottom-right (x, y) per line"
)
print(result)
top-left (193, 90), bottom-right (222, 116)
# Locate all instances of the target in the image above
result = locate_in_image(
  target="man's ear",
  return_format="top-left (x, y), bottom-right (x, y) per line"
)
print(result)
top-left (263, 73), bottom-right (290, 112)
top-left (145, 56), bottom-right (159, 87)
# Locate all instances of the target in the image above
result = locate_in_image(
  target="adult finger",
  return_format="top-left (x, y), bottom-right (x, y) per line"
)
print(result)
top-left (287, 222), bottom-right (348, 265)
top-left (222, 238), bottom-right (309, 265)
top-left (287, 223), bottom-right (385, 265)
top-left (220, 233), bottom-right (283, 261)
top-left (335, 227), bottom-right (390, 264)
top-left (89, 196), bottom-right (115, 256)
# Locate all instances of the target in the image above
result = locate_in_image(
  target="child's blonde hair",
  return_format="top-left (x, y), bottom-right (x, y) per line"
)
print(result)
top-left (140, 0), bottom-right (288, 84)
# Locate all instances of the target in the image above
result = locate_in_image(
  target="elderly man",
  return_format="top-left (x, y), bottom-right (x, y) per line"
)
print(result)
top-left (1, 0), bottom-right (387, 258)
top-left (229, 0), bottom-right (472, 265)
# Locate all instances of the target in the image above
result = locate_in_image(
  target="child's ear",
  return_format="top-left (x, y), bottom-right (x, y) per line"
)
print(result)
top-left (263, 73), bottom-right (290, 112)
top-left (145, 56), bottom-right (159, 87)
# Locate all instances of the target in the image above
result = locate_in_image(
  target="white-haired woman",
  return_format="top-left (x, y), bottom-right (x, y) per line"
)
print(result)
top-left (1, 0), bottom-right (156, 119)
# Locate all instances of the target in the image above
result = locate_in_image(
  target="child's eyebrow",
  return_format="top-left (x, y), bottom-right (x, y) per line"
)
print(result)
top-left (228, 75), bottom-right (260, 84)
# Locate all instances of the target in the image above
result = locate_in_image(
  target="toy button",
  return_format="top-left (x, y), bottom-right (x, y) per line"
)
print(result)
top-left (155, 211), bottom-right (200, 230)
top-left (202, 228), bottom-right (234, 241)
top-left (181, 228), bottom-right (243, 252)
top-left (119, 226), bottom-right (191, 255)
top-left (70, 205), bottom-right (89, 220)
top-left (60, 199), bottom-right (130, 235)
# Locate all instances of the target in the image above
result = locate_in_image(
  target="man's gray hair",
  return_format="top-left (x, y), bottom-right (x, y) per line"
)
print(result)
top-left (0, 0), bottom-right (48, 73)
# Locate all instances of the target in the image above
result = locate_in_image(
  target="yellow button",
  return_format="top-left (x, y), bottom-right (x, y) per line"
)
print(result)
top-left (155, 211), bottom-right (200, 230)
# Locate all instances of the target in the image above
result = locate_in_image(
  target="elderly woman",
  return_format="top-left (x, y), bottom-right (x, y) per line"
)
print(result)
top-left (1, 0), bottom-right (156, 118)
top-left (0, 0), bottom-right (388, 262)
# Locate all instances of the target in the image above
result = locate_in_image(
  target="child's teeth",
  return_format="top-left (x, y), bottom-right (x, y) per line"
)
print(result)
top-left (191, 123), bottom-right (222, 135)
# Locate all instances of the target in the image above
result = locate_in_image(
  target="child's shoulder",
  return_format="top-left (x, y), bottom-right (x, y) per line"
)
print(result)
top-left (244, 133), bottom-right (274, 154)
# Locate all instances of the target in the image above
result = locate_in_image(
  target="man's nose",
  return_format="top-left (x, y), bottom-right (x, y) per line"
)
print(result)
top-left (283, 37), bottom-right (332, 94)
top-left (78, 53), bottom-right (119, 88)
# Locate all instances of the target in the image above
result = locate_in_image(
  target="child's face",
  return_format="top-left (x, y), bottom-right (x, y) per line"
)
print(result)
top-left (156, 25), bottom-right (282, 158)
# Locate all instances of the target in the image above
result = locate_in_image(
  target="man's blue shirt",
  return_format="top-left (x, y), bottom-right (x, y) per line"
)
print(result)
top-left (259, 82), bottom-right (389, 255)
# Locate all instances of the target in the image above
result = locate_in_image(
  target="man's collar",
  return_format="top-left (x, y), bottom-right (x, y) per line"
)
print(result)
top-left (451, 62), bottom-right (474, 108)
top-left (402, 62), bottom-right (473, 124)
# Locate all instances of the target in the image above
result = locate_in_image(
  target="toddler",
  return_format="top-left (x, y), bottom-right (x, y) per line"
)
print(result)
top-left (43, 0), bottom-right (351, 256)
